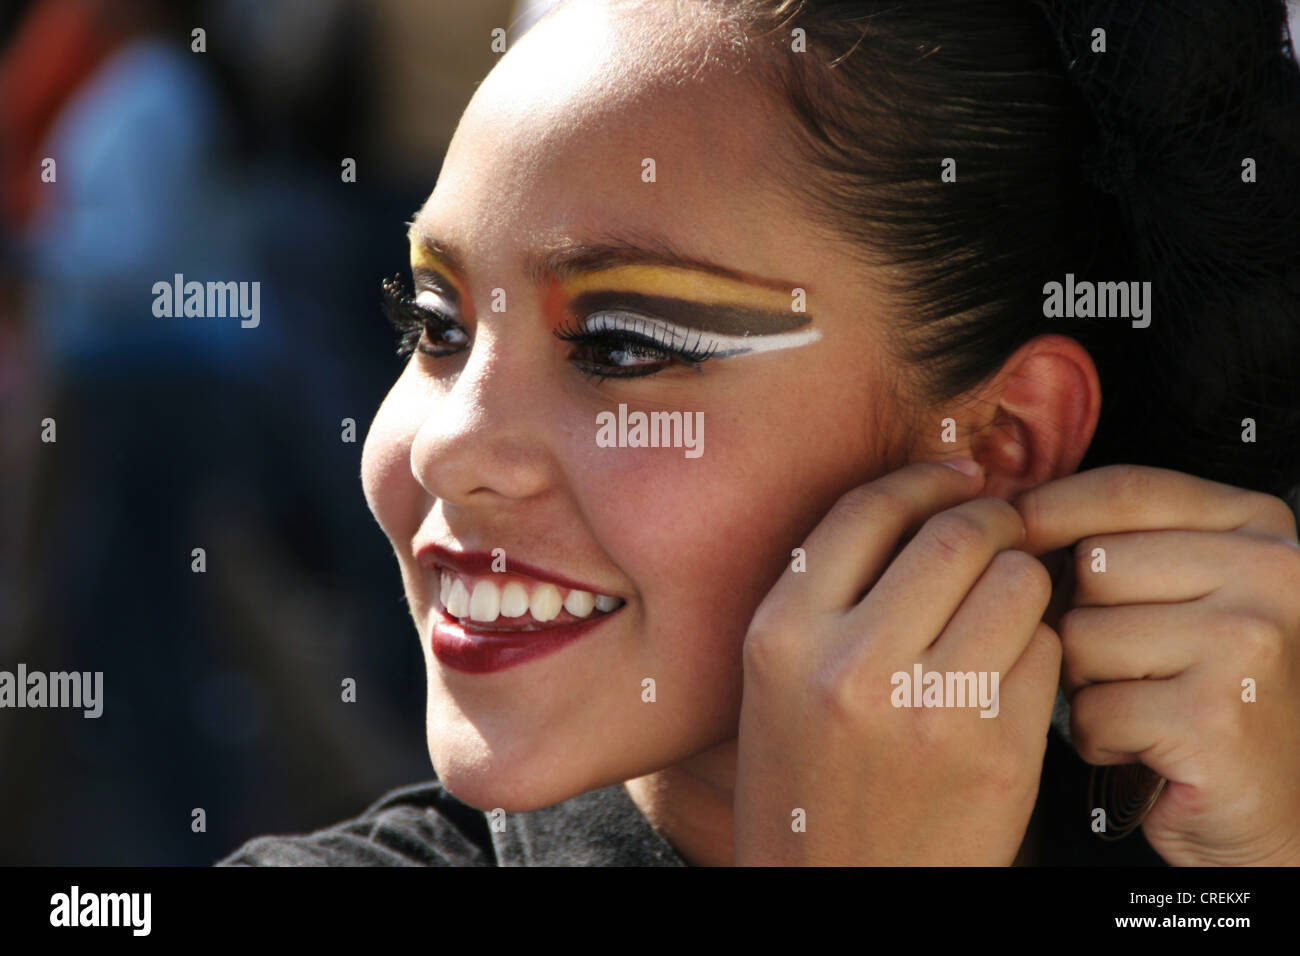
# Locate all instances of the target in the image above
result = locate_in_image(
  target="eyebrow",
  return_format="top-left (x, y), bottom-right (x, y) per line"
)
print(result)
top-left (407, 225), bottom-right (807, 302)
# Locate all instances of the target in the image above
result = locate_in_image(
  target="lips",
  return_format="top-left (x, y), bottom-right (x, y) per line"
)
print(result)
top-left (415, 545), bottom-right (627, 672)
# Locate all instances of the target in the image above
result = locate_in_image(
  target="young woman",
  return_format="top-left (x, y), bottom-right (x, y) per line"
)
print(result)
top-left (220, 0), bottom-right (1300, 866)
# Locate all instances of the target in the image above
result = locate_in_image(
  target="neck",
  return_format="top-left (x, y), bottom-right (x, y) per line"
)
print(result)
top-left (623, 738), bottom-right (738, 866)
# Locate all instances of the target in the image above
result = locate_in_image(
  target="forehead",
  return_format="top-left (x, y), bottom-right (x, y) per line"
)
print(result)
top-left (415, 0), bottom-right (800, 269)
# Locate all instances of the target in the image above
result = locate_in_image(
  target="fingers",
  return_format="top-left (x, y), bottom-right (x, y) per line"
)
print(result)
top-left (996, 622), bottom-right (1064, 737)
top-left (1068, 678), bottom-right (1182, 767)
top-left (1014, 464), bottom-right (1298, 557)
top-left (1070, 529), bottom-right (1300, 608)
top-left (928, 549), bottom-right (1053, 679)
top-left (849, 495), bottom-right (1026, 658)
top-left (1070, 530), bottom-right (1224, 606)
top-left (1058, 603), bottom-right (1203, 695)
top-left (765, 460), bottom-right (986, 614)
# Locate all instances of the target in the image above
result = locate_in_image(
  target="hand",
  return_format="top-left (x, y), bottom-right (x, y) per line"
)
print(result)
top-left (1015, 464), bottom-right (1300, 866)
top-left (733, 460), bottom-right (1062, 865)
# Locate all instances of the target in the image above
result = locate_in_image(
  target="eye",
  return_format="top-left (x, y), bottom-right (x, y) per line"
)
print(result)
top-left (381, 275), bottom-right (469, 358)
top-left (553, 312), bottom-right (719, 381)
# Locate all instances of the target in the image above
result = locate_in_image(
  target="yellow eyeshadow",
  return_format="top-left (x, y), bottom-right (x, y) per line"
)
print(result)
top-left (407, 245), bottom-right (800, 313)
top-left (409, 245), bottom-right (464, 298)
top-left (558, 265), bottom-right (795, 310)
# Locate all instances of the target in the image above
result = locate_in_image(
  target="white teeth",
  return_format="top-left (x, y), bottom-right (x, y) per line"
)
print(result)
top-left (440, 567), bottom-right (621, 624)
top-left (530, 583), bottom-right (562, 622)
top-left (500, 581), bottom-right (529, 618)
top-left (446, 578), bottom-right (470, 618)
top-left (564, 589), bottom-right (596, 618)
top-left (469, 580), bottom-right (501, 622)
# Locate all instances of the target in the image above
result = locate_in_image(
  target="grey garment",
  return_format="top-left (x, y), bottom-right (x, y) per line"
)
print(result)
top-left (215, 778), bottom-right (685, 867)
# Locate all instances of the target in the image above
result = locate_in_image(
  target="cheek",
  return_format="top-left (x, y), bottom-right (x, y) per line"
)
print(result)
top-left (572, 397), bottom-right (886, 649)
top-left (570, 414), bottom-right (803, 649)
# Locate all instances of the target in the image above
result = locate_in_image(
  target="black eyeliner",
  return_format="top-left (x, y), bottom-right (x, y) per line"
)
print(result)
top-left (381, 275), bottom-right (465, 358)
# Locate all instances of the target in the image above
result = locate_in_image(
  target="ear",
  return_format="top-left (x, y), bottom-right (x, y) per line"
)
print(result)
top-left (972, 334), bottom-right (1100, 500)
top-left (917, 334), bottom-right (1101, 502)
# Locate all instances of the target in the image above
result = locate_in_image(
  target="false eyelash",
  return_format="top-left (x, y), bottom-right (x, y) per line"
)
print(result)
top-left (381, 275), bottom-right (462, 358)
top-left (552, 315), bottom-right (720, 381)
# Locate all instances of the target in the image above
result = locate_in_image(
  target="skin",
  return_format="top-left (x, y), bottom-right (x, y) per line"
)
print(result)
top-left (1016, 468), bottom-right (1300, 866)
top-left (361, 0), bottom-right (1300, 865)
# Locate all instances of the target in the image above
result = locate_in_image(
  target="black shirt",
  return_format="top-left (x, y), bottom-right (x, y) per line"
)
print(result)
top-left (216, 729), bottom-right (1166, 866)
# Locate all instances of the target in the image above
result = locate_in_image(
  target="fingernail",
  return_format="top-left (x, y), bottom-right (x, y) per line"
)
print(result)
top-left (939, 457), bottom-right (983, 478)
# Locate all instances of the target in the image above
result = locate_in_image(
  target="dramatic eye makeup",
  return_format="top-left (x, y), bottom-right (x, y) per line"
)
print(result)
top-left (560, 289), bottom-right (820, 357)
top-left (381, 275), bottom-right (468, 358)
top-left (394, 227), bottom-right (820, 375)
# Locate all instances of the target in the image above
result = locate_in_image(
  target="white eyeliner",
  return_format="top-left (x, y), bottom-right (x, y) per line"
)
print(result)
top-left (585, 311), bottom-right (821, 357)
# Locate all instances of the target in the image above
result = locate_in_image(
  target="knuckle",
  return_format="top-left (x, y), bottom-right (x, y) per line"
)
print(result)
top-left (813, 660), bottom-right (869, 724)
top-left (1219, 610), bottom-right (1284, 667)
top-left (741, 631), bottom-right (777, 677)
top-left (743, 609), bottom-right (794, 673)
top-left (746, 598), bottom-right (787, 638)
top-left (921, 510), bottom-right (989, 563)
top-left (908, 704), bottom-right (959, 756)
top-left (991, 549), bottom-right (1052, 604)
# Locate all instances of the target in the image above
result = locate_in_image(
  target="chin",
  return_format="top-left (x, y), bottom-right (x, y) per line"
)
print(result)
top-left (427, 748), bottom-right (602, 813)
top-left (424, 716), bottom-right (601, 813)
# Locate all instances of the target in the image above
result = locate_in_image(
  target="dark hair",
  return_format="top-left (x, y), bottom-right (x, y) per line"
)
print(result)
top-left (720, 0), bottom-right (1300, 498)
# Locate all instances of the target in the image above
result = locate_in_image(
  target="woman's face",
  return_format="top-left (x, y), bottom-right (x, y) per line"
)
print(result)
top-left (362, 0), bottom-right (908, 811)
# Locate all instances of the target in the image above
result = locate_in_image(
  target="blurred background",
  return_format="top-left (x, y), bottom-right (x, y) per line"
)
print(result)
top-left (0, 0), bottom-right (561, 865)
top-left (3, 0), bottom-right (1299, 867)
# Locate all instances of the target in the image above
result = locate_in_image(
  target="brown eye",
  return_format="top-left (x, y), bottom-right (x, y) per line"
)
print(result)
top-left (570, 338), bottom-right (674, 376)
top-left (553, 313), bottom-right (719, 381)
top-left (383, 277), bottom-right (470, 359)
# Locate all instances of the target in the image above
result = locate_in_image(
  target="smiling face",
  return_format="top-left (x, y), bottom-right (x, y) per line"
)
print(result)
top-left (361, 0), bottom-right (912, 811)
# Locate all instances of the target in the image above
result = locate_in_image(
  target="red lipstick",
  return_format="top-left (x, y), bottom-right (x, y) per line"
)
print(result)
top-left (415, 544), bottom-right (624, 674)
top-left (428, 609), bottom-right (617, 673)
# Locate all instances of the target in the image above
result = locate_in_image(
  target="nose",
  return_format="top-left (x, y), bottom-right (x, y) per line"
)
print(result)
top-left (409, 330), bottom-right (558, 509)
